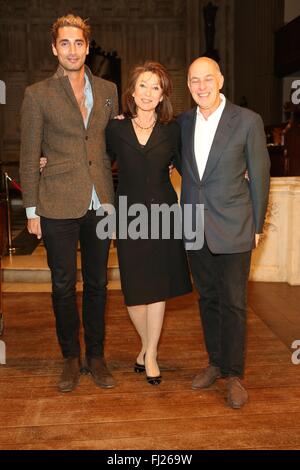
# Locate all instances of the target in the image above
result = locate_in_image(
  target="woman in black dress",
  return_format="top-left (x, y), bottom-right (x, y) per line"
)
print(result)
top-left (106, 61), bottom-right (192, 385)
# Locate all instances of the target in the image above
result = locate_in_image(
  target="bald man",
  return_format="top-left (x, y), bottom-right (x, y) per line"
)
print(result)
top-left (177, 57), bottom-right (270, 408)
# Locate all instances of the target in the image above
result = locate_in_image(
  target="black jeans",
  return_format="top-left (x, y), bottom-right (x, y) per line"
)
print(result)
top-left (41, 210), bottom-right (111, 358)
top-left (188, 238), bottom-right (251, 377)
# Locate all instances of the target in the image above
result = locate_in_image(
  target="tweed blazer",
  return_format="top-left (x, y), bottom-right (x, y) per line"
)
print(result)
top-left (178, 100), bottom-right (270, 253)
top-left (19, 65), bottom-right (118, 219)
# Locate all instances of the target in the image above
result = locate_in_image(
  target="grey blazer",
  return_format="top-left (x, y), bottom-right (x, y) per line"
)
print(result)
top-left (177, 100), bottom-right (270, 253)
top-left (20, 65), bottom-right (118, 219)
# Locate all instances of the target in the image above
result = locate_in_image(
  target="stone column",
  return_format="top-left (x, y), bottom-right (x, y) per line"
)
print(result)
top-left (250, 177), bottom-right (300, 286)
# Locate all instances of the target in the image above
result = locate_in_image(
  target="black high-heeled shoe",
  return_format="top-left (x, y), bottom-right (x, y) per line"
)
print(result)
top-left (146, 375), bottom-right (162, 386)
top-left (134, 352), bottom-right (146, 373)
top-left (134, 362), bottom-right (145, 373)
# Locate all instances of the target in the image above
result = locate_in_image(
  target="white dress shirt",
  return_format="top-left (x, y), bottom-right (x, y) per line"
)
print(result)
top-left (194, 93), bottom-right (226, 180)
top-left (26, 73), bottom-right (101, 219)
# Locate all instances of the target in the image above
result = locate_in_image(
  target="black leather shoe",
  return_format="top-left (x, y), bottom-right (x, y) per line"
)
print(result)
top-left (146, 375), bottom-right (162, 386)
top-left (58, 357), bottom-right (80, 393)
top-left (84, 356), bottom-right (116, 389)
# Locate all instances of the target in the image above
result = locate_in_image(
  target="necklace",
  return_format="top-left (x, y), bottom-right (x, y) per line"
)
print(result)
top-left (133, 117), bottom-right (156, 130)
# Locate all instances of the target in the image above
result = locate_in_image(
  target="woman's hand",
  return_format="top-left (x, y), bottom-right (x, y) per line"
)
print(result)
top-left (114, 114), bottom-right (125, 120)
top-left (40, 157), bottom-right (47, 172)
top-left (255, 233), bottom-right (261, 247)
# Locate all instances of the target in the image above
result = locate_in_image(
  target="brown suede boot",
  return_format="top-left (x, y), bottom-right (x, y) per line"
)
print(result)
top-left (84, 356), bottom-right (116, 389)
top-left (58, 357), bottom-right (80, 393)
top-left (192, 365), bottom-right (221, 389)
top-left (226, 377), bottom-right (248, 409)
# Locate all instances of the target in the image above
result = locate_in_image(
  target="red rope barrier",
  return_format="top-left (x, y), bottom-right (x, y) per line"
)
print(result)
top-left (5, 174), bottom-right (22, 192)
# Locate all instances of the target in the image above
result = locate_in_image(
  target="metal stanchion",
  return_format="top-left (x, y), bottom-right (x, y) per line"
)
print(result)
top-left (0, 265), bottom-right (3, 333)
top-left (0, 188), bottom-right (5, 337)
top-left (0, 258), bottom-right (3, 336)
top-left (0, 315), bottom-right (3, 336)
top-left (4, 172), bottom-right (16, 254)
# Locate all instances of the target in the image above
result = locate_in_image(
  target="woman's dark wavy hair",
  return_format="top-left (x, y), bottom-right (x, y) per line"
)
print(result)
top-left (122, 61), bottom-right (173, 124)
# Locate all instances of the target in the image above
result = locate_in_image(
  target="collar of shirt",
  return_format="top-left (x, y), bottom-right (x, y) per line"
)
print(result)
top-left (83, 73), bottom-right (93, 128)
top-left (83, 74), bottom-right (100, 209)
top-left (196, 93), bottom-right (226, 122)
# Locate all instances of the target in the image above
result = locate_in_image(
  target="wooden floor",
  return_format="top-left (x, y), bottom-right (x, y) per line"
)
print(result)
top-left (0, 286), bottom-right (300, 450)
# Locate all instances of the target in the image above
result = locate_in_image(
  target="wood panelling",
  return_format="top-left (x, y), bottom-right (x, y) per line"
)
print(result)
top-left (0, 0), bottom-right (236, 167)
top-left (234, 0), bottom-right (284, 124)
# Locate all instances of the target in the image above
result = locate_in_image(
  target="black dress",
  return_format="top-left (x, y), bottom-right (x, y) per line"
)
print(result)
top-left (106, 118), bottom-right (192, 306)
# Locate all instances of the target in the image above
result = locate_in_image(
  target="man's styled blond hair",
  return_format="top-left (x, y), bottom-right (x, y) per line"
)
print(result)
top-left (51, 14), bottom-right (91, 44)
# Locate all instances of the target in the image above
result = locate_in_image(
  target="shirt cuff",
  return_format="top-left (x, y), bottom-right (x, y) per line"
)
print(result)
top-left (26, 207), bottom-right (39, 219)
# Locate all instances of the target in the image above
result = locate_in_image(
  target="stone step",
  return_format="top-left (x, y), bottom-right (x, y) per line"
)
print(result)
top-left (3, 280), bottom-right (121, 293)
top-left (3, 266), bottom-right (120, 283)
top-left (2, 245), bottom-right (120, 284)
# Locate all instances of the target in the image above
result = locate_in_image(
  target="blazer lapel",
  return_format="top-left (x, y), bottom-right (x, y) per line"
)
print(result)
top-left (85, 66), bottom-right (99, 130)
top-left (53, 65), bottom-right (79, 109)
top-left (144, 121), bottom-right (169, 153)
top-left (83, 65), bottom-right (112, 130)
top-left (184, 109), bottom-right (201, 185)
top-left (118, 119), bottom-right (144, 152)
top-left (202, 101), bottom-right (240, 182)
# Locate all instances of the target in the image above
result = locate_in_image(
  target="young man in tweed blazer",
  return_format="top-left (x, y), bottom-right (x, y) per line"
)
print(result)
top-left (20, 15), bottom-right (118, 392)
